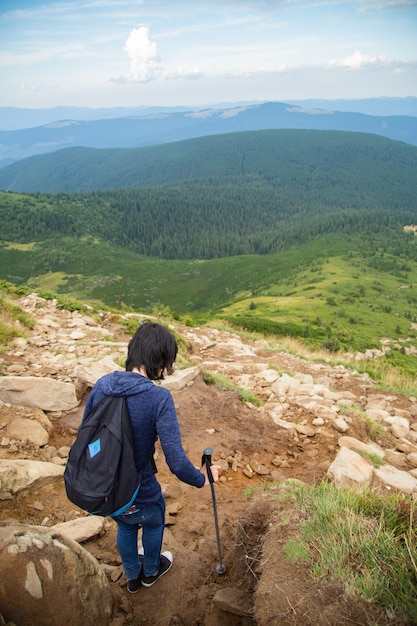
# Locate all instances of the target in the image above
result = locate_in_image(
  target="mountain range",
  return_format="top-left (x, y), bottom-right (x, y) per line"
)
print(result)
top-left (0, 100), bottom-right (416, 169)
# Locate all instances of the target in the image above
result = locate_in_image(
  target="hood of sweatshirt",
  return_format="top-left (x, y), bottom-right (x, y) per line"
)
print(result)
top-left (98, 370), bottom-right (155, 397)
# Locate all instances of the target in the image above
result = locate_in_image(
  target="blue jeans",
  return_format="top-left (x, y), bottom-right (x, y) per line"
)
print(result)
top-left (113, 494), bottom-right (165, 581)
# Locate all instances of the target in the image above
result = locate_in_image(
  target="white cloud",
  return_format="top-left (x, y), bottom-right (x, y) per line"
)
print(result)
top-left (334, 50), bottom-right (389, 69)
top-left (123, 26), bottom-right (162, 82)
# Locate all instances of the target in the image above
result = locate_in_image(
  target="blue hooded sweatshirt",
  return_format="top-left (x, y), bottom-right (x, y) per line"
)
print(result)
top-left (82, 370), bottom-right (205, 506)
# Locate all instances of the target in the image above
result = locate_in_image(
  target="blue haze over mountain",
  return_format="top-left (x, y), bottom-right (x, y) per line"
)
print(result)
top-left (0, 99), bottom-right (416, 168)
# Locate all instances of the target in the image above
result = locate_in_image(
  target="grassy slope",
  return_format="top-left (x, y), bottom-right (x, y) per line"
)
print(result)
top-left (2, 232), bottom-right (417, 358)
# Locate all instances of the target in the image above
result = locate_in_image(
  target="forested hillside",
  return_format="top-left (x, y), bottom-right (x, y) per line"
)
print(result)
top-left (1, 127), bottom-right (417, 358)
top-left (0, 129), bottom-right (416, 195)
top-left (1, 131), bottom-right (416, 260)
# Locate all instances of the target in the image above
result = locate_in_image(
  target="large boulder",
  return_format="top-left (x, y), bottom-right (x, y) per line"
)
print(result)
top-left (0, 522), bottom-right (113, 626)
top-left (327, 447), bottom-right (374, 488)
top-left (0, 376), bottom-right (78, 411)
top-left (0, 460), bottom-right (64, 500)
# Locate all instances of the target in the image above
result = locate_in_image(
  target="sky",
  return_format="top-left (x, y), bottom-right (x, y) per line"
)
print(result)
top-left (0, 0), bottom-right (416, 110)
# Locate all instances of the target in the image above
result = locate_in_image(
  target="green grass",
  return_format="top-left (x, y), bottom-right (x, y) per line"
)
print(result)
top-left (2, 231), bottom-right (417, 364)
top-left (0, 289), bottom-right (33, 350)
top-left (222, 248), bottom-right (417, 353)
top-left (263, 481), bottom-right (417, 622)
top-left (200, 368), bottom-right (262, 406)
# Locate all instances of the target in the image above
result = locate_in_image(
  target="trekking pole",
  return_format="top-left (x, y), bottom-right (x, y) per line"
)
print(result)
top-left (202, 447), bottom-right (226, 575)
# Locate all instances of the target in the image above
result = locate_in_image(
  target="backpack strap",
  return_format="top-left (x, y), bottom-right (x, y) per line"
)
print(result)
top-left (122, 396), bottom-right (158, 475)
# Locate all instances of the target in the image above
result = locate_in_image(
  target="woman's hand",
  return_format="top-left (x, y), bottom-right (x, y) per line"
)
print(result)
top-left (200, 463), bottom-right (221, 486)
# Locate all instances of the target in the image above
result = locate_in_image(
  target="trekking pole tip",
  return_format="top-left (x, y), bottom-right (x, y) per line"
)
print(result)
top-left (216, 563), bottom-right (227, 575)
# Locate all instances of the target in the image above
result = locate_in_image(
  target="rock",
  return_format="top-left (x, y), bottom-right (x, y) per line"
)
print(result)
top-left (312, 417), bottom-right (325, 426)
top-left (331, 417), bottom-right (349, 433)
top-left (6, 417), bottom-right (49, 447)
top-left (396, 439), bottom-right (417, 454)
top-left (294, 423), bottom-right (316, 437)
top-left (338, 436), bottom-right (385, 459)
top-left (258, 369), bottom-right (279, 383)
top-left (0, 522), bottom-right (113, 626)
top-left (74, 357), bottom-right (123, 387)
top-left (50, 516), bottom-right (106, 543)
top-left (327, 447), bottom-right (373, 488)
top-left (407, 452), bottom-right (417, 468)
top-left (250, 459), bottom-right (270, 475)
top-left (271, 373), bottom-right (295, 400)
top-left (160, 366), bottom-right (200, 391)
top-left (373, 464), bottom-right (417, 494)
top-left (383, 450), bottom-right (408, 470)
top-left (212, 587), bottom-right (252, 616)
top-left (243, 465), bottom-right (254, 478)
top-left (270, 416), bottom-right (296, 432)
top-left (166, 502), bottom-right (181, 515)
top-left (0, 377), bottom-right (79, 411)
top-left (162, 483), bottom-right (183, 499)
top-left (389, 422), bottom-right (410, 439)
top-left (0, 460), bottom-right (64, 500)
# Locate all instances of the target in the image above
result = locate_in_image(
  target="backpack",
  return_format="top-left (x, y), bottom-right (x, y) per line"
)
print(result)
top-left (64, 394), bottom-right (143, 517)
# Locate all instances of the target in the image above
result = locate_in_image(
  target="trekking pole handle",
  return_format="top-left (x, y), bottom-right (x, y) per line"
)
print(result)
top-left (202, 447), bottom-right (214, 484)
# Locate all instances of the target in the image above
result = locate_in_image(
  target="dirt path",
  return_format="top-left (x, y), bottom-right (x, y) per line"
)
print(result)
top-left (0, 311), bottom-right (413, 625)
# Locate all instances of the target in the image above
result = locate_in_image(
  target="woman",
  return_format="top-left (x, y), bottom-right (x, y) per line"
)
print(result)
top-left (82, 321), bottom-right (220, 593)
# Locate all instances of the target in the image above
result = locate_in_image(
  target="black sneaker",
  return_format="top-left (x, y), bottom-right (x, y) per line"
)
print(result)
top-left (141, 551), bottom-right (173, 588)
top-left (127, 575), bottom-right (141, 594)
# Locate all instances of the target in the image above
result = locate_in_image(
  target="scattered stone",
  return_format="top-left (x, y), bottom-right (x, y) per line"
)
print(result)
top-left (243, 465), bottom-right (254, 479)
top-left (162, 484), bottom-right (183, 499)
top-left (331, 417), bottom-right (349, 433)
top-left (166, 503), bottom-right (181, 515)
top-left (294, 423), bottom-right (316, 437)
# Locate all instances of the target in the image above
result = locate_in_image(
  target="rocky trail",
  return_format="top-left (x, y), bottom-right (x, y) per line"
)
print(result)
top-left (0, 293), bottom-right (417, 626)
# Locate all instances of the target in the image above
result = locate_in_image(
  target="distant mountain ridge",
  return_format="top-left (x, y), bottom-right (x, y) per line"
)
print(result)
top-left (0, 100), bottom-right (416, 167)
top-left (1, 97), bottom-right (416, 130)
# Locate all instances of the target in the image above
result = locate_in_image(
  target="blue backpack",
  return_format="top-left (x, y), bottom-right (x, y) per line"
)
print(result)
top-left (64, 395), bottom-right (143, 517)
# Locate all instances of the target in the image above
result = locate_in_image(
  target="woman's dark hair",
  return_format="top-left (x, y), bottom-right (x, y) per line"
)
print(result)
top-left (125, 321), bottom-right (178, 380)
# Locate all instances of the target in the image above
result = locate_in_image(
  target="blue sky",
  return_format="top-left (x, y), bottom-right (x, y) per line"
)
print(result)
top-left (1, 0), bottom-right (416, 109)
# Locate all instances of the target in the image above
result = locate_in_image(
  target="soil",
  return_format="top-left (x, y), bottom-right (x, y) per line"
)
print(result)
top-left (0, 321), bottom-right (414, 626)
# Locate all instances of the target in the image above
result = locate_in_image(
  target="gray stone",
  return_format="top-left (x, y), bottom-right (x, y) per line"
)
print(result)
top-left (327, 447), bottom-right (373, 488)
top-left (0, 522), bottom-right (112, 626)
top-left (6, 417), bottom-right (49, 447)
top-left (160, 366), bottom-right (200, 391)
top-left (338, 436), bottom-right (385, 458)
top-left (212, 587), bottom-right (252, 616)
top-left (374, 464), bottom-right (417, 494)
top-left (0, 460), bottom-right (64, 500)
top-left (74, 357), bottom-right (122, 387)
top-left (0, 377), bottom-right (78, 411)
top-left (50, 516), bottom-right (106, 543)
